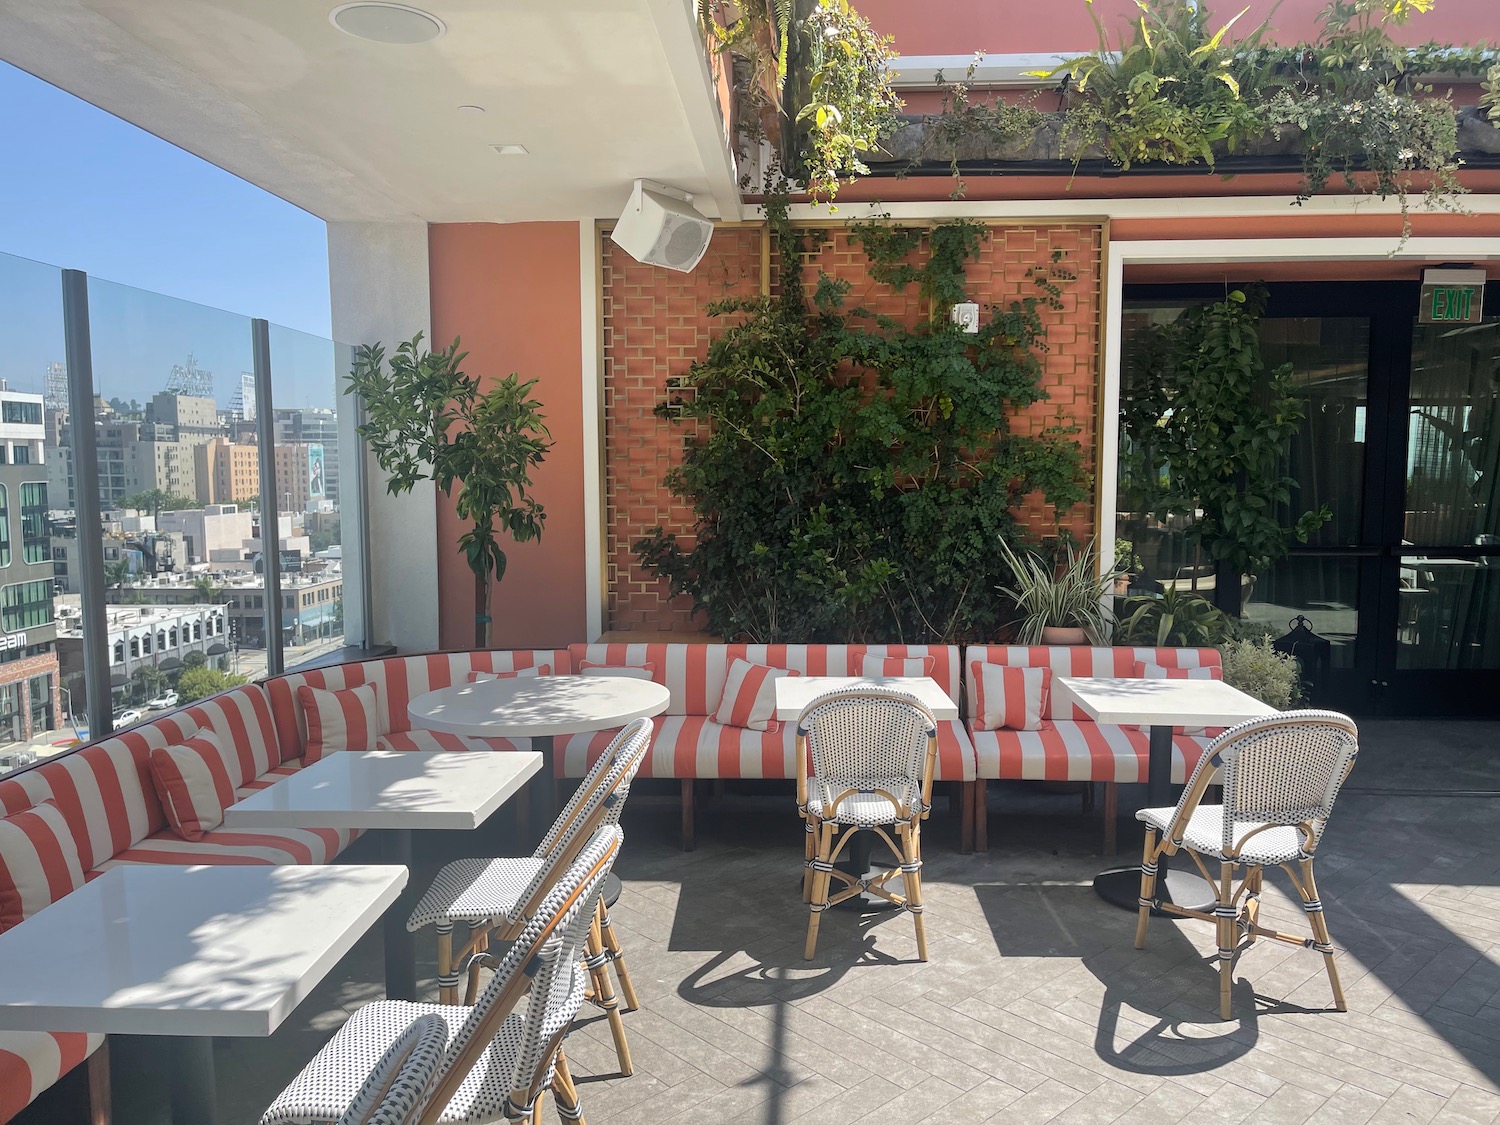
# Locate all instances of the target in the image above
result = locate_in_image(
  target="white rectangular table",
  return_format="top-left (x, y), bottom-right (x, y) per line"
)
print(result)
top-left (224, 750), bottom-right (541, 1000)
top-left (0, 864), bottom-right (406, 1124)
top-left (1054, 677), bottom-right (1275, 912)
top-left (773, 676), bottom-right (959, 720)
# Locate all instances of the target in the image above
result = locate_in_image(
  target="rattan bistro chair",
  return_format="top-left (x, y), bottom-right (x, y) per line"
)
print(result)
top-left (797, 688), bottom-right (938, 961)
top-left (1134, 711), bottom-right (1360, 1020)
top-left (334, 1015), bottom-right (449, 1125)
top-left (263, 826), bottom-right (622, 1125)
top-left (407, 719), bottom-right (651, 1075)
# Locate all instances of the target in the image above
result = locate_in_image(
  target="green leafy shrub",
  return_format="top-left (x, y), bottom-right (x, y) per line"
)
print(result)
top-left (1116, 588), bottom-right (1237, 647)
top-left (1220, 634), bottom-right (1300, 708)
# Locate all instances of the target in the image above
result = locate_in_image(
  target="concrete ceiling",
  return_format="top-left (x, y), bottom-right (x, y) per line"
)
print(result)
top-left (0, 0), bottom-right (741, 223)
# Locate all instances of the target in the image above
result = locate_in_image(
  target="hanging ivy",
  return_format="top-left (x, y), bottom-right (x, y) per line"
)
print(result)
top-left (634, 200), bottom-right (1087, 643)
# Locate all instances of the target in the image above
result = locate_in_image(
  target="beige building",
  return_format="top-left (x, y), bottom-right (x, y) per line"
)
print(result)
top-left (129, 437), bottom-right (197, 500)
top-left (272, 444), bottom-right (314, 512)
top-left (195, 437), bottom-right (259, 505)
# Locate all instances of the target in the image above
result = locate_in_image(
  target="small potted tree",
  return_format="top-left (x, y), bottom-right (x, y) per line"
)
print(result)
top-left (998, 539), bottom-right (1121, 644)
top-left (347, 334), bottom-right (551, 649)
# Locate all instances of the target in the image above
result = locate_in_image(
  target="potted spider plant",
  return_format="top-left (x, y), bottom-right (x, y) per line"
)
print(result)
top-left (998, 539), bottom-right (1121, 645)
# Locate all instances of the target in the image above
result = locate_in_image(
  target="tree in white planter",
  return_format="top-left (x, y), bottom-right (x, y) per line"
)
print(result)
top-left (347, 334), bottom-right (551, 649)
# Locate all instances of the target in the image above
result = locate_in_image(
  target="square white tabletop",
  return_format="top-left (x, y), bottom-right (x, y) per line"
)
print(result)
top-left (0, 864), bottom-right (406, 1036)
top-left (1053, 676), bottom-right (1275, 728)
top-left (774, 676), bottom-right (958, 721)
top-left (222, 749), bottom-right (542, 831)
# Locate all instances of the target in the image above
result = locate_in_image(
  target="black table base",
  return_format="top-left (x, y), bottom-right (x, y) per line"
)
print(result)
top-left (383, 828), bottom-right (418, 1001)
top-left (111, 1034), bottom-right (217, 1125)
top-left (1092, 723), bottom-right (1215, 915)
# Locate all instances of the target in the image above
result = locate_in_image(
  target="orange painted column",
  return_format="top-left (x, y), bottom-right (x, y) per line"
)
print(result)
top-left (428, 222), bottom-right (587, 651)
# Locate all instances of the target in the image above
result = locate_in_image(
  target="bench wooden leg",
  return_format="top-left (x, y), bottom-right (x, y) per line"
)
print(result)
top-left (680, 779), bottom-right (696, 852)
top-left (973, 780), bottom-right (988, 853)
top-left (1102, 782), bottom-right (1118, 856)
top-left (87, 1040), bottom-right (110, 1125)
top-left (959, 781), bottom-right (974, 854)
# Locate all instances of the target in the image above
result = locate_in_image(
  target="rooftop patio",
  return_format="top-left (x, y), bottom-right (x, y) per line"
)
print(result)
top-left (158, 717), bottom-right (1500, 1125)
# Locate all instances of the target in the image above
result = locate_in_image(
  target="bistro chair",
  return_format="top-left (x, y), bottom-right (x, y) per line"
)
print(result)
top-left (407, 718), bottom-right (651, 1074)
top-left (335, 1015), bottom-right (449, 1125)
top-left (263, 825), bottom-right (622, 1125)
top-left (1134, 711), bottom-right (1360, 1020)
top-left (797, 688), bottom-right (938, 961)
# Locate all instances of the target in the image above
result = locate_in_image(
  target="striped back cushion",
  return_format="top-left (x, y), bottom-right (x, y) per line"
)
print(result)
top-left (855, 645), bottom-right (960, 701)
top-left (265, 650), bottom-right (570, 761)
top-left (0, 716), bottom-right (196, 870)
top-left (0, 801), bottom-right (86, 931)
top-left (964, 646), bottom-right (1223, 720)
top-left (179, 685), bottom-right (281, 783)
top-left (148, 734), bottom-right (238, 841)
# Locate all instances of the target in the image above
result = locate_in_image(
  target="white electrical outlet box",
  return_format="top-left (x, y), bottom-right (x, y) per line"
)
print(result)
top-left (951, 302), bottom-right (981, 334)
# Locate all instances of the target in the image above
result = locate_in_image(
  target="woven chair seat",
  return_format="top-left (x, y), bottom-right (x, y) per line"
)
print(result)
top-left (407, 857), bottom-right (545, 931)
top-left (1136, 803), bottom-right (1317, 866)
top-left (262, 984), bottom-right (585, 1125)
top-left (805, 778), bottom-right (921, 827)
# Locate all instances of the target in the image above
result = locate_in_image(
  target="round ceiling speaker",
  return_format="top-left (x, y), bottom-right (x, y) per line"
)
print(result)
top-left (330, 3), bottom-right (446, 44)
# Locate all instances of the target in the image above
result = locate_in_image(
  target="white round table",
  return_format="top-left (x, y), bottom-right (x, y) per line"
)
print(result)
top-left (408, 674), bottom-right (670, 833)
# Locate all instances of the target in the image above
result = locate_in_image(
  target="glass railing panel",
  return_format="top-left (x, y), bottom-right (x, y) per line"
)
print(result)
top-left (267, 322), bottom-right (351, 665)
top-left (83, 277), bottom-right (262, 701)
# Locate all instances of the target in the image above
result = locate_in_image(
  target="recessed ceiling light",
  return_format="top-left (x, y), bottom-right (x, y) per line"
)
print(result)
top-left (491, 144), bottom-right (529, 156)
top-left (330, 3), bottom-right (445, 44)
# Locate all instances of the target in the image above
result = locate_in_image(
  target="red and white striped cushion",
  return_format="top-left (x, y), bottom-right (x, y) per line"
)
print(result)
top-left (856, 654), bottom-right (935, 677)
top-left (0, 1031), bottom-right (104, 1123)
top-left (0, 801), bottom-right (86, 932)
top-left (962, 646), bottom-right (1222, 720)
top-left (971, 664), bottom-right (1050, 731)
top-left (711, 659), bottom-right (798, 732)
top-left (578, 661), bottom-right (657, 680)
top-left (971, 721), bottom-right (1213, 783)
top-left (148, 734), bottom-right (237, 842)
top-left (1132, 660), bottom-right (1223, 735)
top-left (297, 682), bottom-right (382, 763)
top-left (468, 665), bottom-right (551, 683)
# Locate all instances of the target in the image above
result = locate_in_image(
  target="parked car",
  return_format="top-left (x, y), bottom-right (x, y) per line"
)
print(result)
top-left (146, 691), bottom-right (180, 710)
top-left (114, 709), bottom-right (144, 726)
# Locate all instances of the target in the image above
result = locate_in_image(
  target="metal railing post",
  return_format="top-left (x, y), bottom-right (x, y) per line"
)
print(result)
top-left (252, 319), bottom-right (284, 676)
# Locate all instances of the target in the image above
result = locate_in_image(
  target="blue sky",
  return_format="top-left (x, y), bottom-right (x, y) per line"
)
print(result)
top-left (0, 61), bottom-right (336, 409)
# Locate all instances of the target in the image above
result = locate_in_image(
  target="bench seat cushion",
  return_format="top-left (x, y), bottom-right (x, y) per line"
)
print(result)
top-left (0, 1031), bottom-right (103, 1124)
top-left (972, 721), bottom-right (1212, 783)
top-left (375, 730), bottom-right (529, 753)
top-left (104, 822), bottom-right (354, 867)
top-left (558, 716), bottom-right (975, 781)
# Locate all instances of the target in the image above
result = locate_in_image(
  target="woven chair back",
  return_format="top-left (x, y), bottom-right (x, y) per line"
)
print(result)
top-left (336, 1014), bottom-right (449, 1125)
top-left (418, 826), bottom-right (622, 1125)
top-left (1203, 710), bottom-right (1359, 850)
top-left (800, 688), bottom-right (936, 787)
top-left (506, 718), bottom-right (650, 926)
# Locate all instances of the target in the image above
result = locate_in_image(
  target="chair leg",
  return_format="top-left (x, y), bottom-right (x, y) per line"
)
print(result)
top-left (680, 779), bottom-right (696, 852)
top-left (804, 821), bottom-right (835, 960)
top-left (436, 920), bottom-right (456, 1005)
top-left (973, 780), bottom-right (988, 853)
top-left (1243, 867), bottom-right (1262, 945)
top-left (802, 817), bottom-right (816, 902)
top-left (902, 821), bottom-right (928, 962)
top-left (1217, 861), bottom-right (1237, 1020)
top-left (1102, 782), bottom-right (1119, 856)
top-left (552, 1047), bottom-right (585, 1125)
top-left (1134, 828), bottom-right (1158, 949)
top-left (586, 912), bottom-right (633, 1076)
top-left (597, 902), bottom-right (640, 1012)
top-left (959, 781), bottom-right (974, 854)
top-left (1298, 858), bottom-right (1346, 1012)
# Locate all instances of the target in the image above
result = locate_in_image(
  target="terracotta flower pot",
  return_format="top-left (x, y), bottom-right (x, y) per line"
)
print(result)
top-left (1040, 626), bottom-right (1089, 645)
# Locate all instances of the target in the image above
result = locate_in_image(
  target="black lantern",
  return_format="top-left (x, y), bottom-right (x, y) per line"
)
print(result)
top-left (1273, 615), bottom-right (1332, 704)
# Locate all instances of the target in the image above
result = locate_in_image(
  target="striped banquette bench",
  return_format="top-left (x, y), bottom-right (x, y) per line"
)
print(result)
top-left (556, 643), bottom-right (978, 851)
top-left (965, 645), bottom-right (1224, 854)
top-left (0, 648), bottom-right (562, 1123)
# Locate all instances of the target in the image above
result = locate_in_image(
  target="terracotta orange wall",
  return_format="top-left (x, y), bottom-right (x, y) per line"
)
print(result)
top-left (858, 0), bottom-right (1494, 55)
top-left (428, 222), bottom-right (586, 651)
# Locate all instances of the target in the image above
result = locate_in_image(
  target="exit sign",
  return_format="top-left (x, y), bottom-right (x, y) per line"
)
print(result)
top-left (1419, 267), bottom-right (1486, 325)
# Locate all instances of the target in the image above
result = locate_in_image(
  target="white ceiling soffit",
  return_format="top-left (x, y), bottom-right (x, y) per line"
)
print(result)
top-left (0, 0), bottom-right (742, 223)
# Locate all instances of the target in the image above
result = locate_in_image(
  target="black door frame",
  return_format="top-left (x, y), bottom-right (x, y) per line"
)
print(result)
top-left (1121, 279), bottom-right (1500, 717)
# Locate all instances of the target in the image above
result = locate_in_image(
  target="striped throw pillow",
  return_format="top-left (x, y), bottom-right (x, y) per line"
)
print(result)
top-left (578, 661), bottom-right (658, 681)
top-left (856, 654), bottom-right (935, 678)
top-left (711, 658), bottom-right (798, 732)
top-left (1132, 661), bottom-right (1222, 735)
top-left (0, 801), bottom-right (86, 932)
top-left (148, 733), bottom-right (237, 841)
top-left (971, 663), bottom-right (1050, 731)
top-left (298, 681), bottom-right (382, 763)
top-left (468, 665), bottom-right (551, 683)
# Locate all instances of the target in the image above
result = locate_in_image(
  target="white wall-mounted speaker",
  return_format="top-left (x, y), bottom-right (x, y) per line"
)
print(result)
top-left (609, 180), bottom-right (714, 273)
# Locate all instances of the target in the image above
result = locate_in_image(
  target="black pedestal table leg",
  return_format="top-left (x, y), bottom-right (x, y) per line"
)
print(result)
top-left (528, 734), bottom-right (556, 843)
top-left (111, 1035), bottom-right (214, 1125)
top-left (169, 1037), bottom-right (218, 1125)
top-left (384, 828), bottom-right (419, 1000)
top-left (1093, 723), bottom-right (1215, 913)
